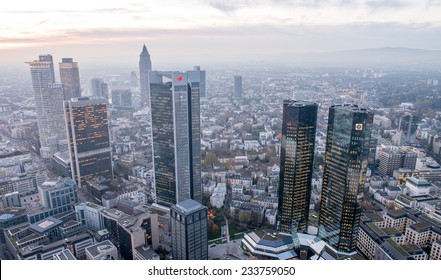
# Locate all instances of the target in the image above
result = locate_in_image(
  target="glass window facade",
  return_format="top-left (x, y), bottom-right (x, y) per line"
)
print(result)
top-left (318, 104), bottom-right (373, 253)
top-left (278, 100), bottom-right (318, 234)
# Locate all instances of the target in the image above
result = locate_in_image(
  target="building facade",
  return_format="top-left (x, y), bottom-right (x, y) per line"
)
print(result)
top-left (139, 44), bottom-right (152, 106)
top-left (64, 97), bottom-right (113, 187)
top-left (59, 58), bottom-right (81, 100)
top-left (170, 199), bottom-right (208, 260)
top-left (278, 100), bottom-right (317, 234)
top-left (26, 55), bottom-right (67, 158)
top-left (318, 104), bottom-right (373, 253)
top-left (234, 75), bottom-right (242, 98)
top-left (149, 71), bottom-right (202, 206)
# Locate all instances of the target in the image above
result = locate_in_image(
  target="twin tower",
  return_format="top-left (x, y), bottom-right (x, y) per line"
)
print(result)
top-left (278, 101), bottom-right (373, 253)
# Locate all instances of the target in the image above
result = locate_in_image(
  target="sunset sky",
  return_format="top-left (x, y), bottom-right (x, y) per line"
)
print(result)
top-left (1, 0), bottom-right (441, 68)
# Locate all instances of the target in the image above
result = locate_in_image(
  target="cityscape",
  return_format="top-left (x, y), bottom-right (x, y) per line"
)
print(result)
top-left (1, 1), bottom-right (441, 262)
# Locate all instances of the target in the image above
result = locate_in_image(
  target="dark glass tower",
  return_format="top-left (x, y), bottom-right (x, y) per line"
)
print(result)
top-left (139, 44), bottom-right (152, 107)
top-left (170, 199), bottom-right (208, 260)
top-left (234, 75), bottom-right (242, 98)
top-left (59, 58), bottom-right (81, 100)
top-left (278, 100), bottom-right (318, 234)
top-left (64, 97), bottom-right (113, 187)
top-left (149, 71), bottom-right (202, 207)
top-left (318, 104), bottom-right (373, 253)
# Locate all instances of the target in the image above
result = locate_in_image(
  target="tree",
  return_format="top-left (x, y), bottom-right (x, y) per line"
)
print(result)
top-left (238, 211), bottom-right (251, 224)
top-left (205, 152), bottom-right (219, 167)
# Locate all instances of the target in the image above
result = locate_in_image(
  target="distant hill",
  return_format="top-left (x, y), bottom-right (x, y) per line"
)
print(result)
top-left (283, 47), bottom-right (441, 68)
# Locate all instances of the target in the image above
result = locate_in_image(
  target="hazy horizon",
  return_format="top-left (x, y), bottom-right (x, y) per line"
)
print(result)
top-left (1, 0), bottom-right (441, 70)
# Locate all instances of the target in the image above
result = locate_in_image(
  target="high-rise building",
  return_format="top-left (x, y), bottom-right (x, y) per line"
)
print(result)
top-left (188, 66), bottom-right (206, 98)
top-left (234, 75), bottom-right (243, 98)
top-left (26, 55), bottom-right (67, 158)
top-left (111, 89), bottom-right (132, 107)
top-left (149, 71), bottom-right (202, 206)
top-left (318, 104), bottom-right (373, 253)
top-left (139, 44), bottom-right (152, 106)
top-left (64, 97), bottom-right (113, 187)
top-left (277, 100), bottom-right (318, 234)
top-left (398, 113), bottom-right (418, 144)
top-left (90, 78), bottom-right (108, 98)
top-left (59, 58), bottom-right (81, 100)
top-left (170, 199), bottom-right (208, 260)
top-left (379, 148), bottom-right (417, 176)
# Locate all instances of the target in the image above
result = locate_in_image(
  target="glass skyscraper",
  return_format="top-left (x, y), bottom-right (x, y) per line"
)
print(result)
top-left (318, 104), bottom-right (373, 253)
top-left (278, 100), bottom-right (318, 234)
top-left (59, 58), bottom-right (81, 100)
top-left (234, 75), bottom-right (242, 98)
top-left (64, 97), bottom-right (113, 187)
top-left (149, 71), bottom-right (202, 207)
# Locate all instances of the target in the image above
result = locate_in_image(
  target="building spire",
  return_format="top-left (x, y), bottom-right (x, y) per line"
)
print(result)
top-left (141, 44), bottom-right (149, 55)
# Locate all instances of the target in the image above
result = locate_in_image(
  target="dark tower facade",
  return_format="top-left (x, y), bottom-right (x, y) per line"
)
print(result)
top-left (149, 71), bottom-right (202, 207)
top-left (139, 44), bottom-right (152, 107)
top-left (234, 75), bottom-right (242, 98)
top-left (318, 104), bottom-right (373, 253)
top-left (64, 97), bottom-right (113, 187)
top-left (170, 199), bottom-right (208, 260)
top-left (278, 100), bottom-right (318, 234)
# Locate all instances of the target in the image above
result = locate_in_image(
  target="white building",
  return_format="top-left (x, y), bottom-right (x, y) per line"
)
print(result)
top-left (75, 202), bottom-right (106, 232)
top-left (405, 177), bottom-right (432, 196)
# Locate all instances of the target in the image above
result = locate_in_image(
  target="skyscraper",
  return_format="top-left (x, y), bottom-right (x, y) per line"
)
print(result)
top-left (59, 58), bottom-right (81, 100)
top-left (149, 71), bottom-right (202, 207)
top-left (188, 66), bottom-right (206, 98)
top-left (278, 100), bottom-right (318, 234)
top-left (139, 44), bottom-right (152, 106)
top-left (234, 75), bottom-right (243, 98)
top-left (318, 104), bottom-right (373, 253)
top-left (64, 97), bottom-right (113, 187)
top-left (90, 78), bottom-right (108, 98)
top-left (26, 55), bottom-right (67, 158)
top-left (170, 199), bottom-right (208, 260)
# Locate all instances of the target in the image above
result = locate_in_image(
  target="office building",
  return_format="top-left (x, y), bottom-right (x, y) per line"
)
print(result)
top-left (59, 58), bottom-right (81, 100)
top-left (188, 66), bottom-right (206, 98)
top-left (0, 208), bottom-right (27, 244)
top-left (111, 89), bottom-right (132, 107)
top-left (379, 148), bottom-right (417, 176)
top-left (26, 55), bottom-right (67, 158)
top-left (26, 178), bottom-right (79, 224)
top-left (90, 78), bottom-right (108, 98)
top-left (85, 240), bottom-right (118, 260)
top-left (117, 213), bottom-right (159, 260)
top-left (64, 97), bottom-right (113, 187)
top-left (234, 75), bottom-right (242, 98)
top-left (75, 202), bottom-right (105, 232)
top-left (139, 44), bottom-right (152, 106)
top-left (170, 199), bottom-right (208, 260)
top-left (149, 71), bottom-right (202, 206)
top-left (318, 104), bottom-right (373, 253)
top-left (278, 100), bottom-right (317, 234)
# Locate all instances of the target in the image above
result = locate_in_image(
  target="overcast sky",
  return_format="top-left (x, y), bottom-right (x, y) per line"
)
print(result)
top-left (1, 0), bottom-right (441, 69)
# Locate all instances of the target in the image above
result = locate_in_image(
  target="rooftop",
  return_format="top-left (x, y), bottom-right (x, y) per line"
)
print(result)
top-left (248, 229), bottom-right (293, 248)
top-left (85, 240), bottom-right (117, 258)
top-left (172, 199), bottom-right (206, 215)
top-left (29, 217), bottom-right (63, 233)
top-left (53, 249), bottom-right (76, 260)
top-left (135, 245), bottom-right (159, 260)
top-left (0, 208), bottom-right (27, 220)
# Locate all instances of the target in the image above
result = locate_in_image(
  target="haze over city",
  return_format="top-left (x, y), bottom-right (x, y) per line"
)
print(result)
top-left (1, 0), bottom-right (441, 69)
top-left (1, 0), bottom-right (441, 265)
